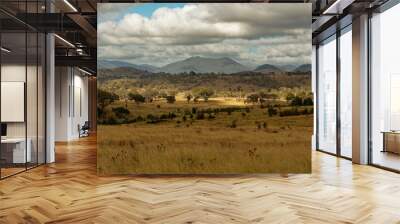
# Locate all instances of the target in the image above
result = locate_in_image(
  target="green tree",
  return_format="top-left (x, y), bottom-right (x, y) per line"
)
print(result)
top-left (246, 93), bottom-right (259, 104)
top-left (267, 106), bottom-right (278, 117)
top-left (98, 89), bottom-right (119, 112)
top-left (303, 97), bottom-right (313, 106)
top-left (112, 107), bottom-right (130, 119)
top-left (166, 95), bottom-right (176, 104)
top-left (286, 93), bottom-right (295, 101)
top-left (185, 93), bottom-right (193, 103)
top-left (193, 87), bottom-right (214, 102)
top-left (290, 96), bottom-right (303, 106)
top-left (143, 89), bottom-right (158, 102)
top-left (128, 92), bottom-right (145, 103)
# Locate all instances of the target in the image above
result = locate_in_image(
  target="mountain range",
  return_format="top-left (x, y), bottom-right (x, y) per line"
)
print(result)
top-left (98, 60), bottom-right (159, 73)
top-left (160, 56), bottom-right (249, 74)
top-left (292, 64), bottom-right (312, 73)
top-left (98, 57), bottom-right (311, 74)
top-left (254, 64), bottom-right (282, 73)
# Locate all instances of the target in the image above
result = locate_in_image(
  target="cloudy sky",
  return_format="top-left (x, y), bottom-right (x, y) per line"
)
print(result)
top-left (98, 3), bottom-right (311, 68)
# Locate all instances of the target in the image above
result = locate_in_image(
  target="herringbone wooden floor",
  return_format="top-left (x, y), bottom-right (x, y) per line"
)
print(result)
top-left (1, 136), bottom-right (400, 224)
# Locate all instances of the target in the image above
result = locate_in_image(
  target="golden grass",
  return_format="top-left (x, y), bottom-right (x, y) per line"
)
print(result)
top-left (97, 100), bottom-right (312, 174)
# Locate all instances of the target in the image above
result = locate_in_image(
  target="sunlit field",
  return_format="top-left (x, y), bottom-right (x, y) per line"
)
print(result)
top-left (97, 97), bottom-right (312, 174)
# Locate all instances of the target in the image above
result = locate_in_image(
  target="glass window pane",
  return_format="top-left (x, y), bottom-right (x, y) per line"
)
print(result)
top-left (1, 31), bottom-right (27, 177)
top-left (317, 36), bottom-right (337, 154)
top-left (340, 28), bottom-right (352, 158)
top-left (371, 4), bottom-right (400, 171)
top-left (0, 0), bottom-right (46, 179)
top-left (27, 31), bottom-right (38, 169)
top-left (38, 33), bottom-right (45, 165)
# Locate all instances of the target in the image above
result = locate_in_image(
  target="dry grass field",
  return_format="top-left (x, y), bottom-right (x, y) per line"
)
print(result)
top-left (97, 97), bottom-right (312, 174)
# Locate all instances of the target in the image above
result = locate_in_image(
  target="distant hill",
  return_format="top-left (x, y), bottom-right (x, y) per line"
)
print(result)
top-left (99, 71), bottom-right (311, 97)
top-left (254, 64), bottom-right (282, 73)
top-left (160, 56), bottom-right (249, 74)
top-left (98, 67), bottom-right (150, 83)
top-left (136, 64), bottom-right (160, 73)
top-left (98, 59), bottom-right (310, 75)
top-left (98, 60), bottom-right (135, 69)
top-left (277, 64), bottom-right (298, 72)
top-left (98, 60), bottom-right (159, 73)
top-left (293, 64), bottom-right (311, 73)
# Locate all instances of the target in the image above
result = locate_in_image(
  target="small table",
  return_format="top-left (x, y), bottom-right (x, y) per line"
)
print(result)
top-left (381, 131), bottom-right (400, 154)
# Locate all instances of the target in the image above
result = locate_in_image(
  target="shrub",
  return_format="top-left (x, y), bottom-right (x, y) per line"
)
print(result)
top-left (168, 112), bottom-right (176, 119)
top-left (267, 106), bottom-right (278, 117)
top-left (146, 114), bottom-right (163, 123)
top-left (186, 94), bottom-right (192, 102)
top-left (128, 93), bottom-right (145, 103)
top-left (126, 118), bottom-right (137, 124)
top-left (286, 93), bottom-right (295, 101)
top-left (246, 94), bottom-right (259, 104)
top-left (256, 122), bottom-right (261, 129)
top-left (166, 95), bottom-right (176, 104)
top-left (207, 113), bottom-right (216, 120)
top-left (262, 122), bottom-right (268, 129)
top-left (112, 107), bottom-right (130, 119)
top-left (279, 108), bottom-right (300, 117)
top-left (98, 89), bottom-right (119, 115)
top-left (303, 97), bottom-right (313, 106)
top-left (290, 96), bottom-right (303, 106)
top-left (192, 87), bottom-right (214, 101)
top-left (196, 112), bottom-right (205, 120)
top-left (104, 117), bottom-right (117, 125)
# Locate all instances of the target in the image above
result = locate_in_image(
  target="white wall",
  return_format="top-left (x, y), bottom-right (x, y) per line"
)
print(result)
top-left (55, 67), bottom-right (70, 141)
top-left (1, 64), bottom-right (36, 137)
top-left (55, 67), bottom-right (89, 141)
top-left (1, 65), bottom-right (28, 138)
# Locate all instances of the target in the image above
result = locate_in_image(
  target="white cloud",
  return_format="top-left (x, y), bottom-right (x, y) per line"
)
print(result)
top-left (98, 3), bottom-right (141, 23)
top-left (98, 3), bottom-right (311, 67)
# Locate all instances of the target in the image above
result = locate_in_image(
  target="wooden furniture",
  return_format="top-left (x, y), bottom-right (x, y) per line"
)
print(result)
top-left (381, 131), bottom-right (400, 154)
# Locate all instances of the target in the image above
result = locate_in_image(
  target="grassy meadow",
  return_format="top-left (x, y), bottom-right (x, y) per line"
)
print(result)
top-left (97, 95), bottom-right (313, 174)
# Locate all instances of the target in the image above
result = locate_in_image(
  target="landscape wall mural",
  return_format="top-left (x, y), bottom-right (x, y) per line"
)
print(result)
top-left (97, 3), bottom-right (313, 174)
